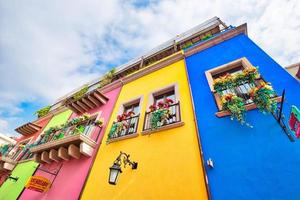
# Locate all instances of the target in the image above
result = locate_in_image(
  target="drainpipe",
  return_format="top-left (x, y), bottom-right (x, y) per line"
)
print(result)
top-left (183, 56), bottom-right (212, 200)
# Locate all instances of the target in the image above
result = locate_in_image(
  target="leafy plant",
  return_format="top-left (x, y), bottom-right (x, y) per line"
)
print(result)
top-left (182, 41), bottom-right (193, 49)
top-left (221, 93), bottom-right (247, 125)
top-left (53, 132), bottom-right (65, 140)
top-left (201, 33), bottom-right (213, 41)
top-left (99, 68), bottom-right (116, 88)
top-left (149, 98), bottom-right (174, 130)
top-left (73, 85), bottom-right (89, 101)
top-left (250, 82), bottom-right (277, 113)
top-left (34, 106), bottom-right (51, 118)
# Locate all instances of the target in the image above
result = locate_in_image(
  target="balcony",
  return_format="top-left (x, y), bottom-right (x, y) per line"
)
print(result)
top-left (214, 78), bottom-right (282, 117)
top-left (0, 145), bottom-right (19, 171)
top-left (65, 88), bottom-right (109, 114)
top-left (107, 115), bottom-right (139, 143)
top-left (142, 102), bottom-right (183, 134)
top-left (30, 118), bottom-right (102, 164)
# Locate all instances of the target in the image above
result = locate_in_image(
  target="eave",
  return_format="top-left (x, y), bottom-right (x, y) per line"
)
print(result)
top-left (15, 122), bottom-right (42, 136)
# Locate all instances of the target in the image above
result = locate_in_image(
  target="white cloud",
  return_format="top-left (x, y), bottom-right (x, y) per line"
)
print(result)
top-left (0, 118), bottom-right (8, 132)
top-left (0, 0), bottom-right (299, 135)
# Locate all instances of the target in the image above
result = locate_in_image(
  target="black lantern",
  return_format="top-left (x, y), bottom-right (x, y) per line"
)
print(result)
top-left (108, 151), bottom-right (138, 185)
top-left (109, 163), bottom-right (122, 185)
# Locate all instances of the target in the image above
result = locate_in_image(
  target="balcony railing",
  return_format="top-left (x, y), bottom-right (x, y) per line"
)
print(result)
top-left (215, 78), bottom-right (277, 111)
top-left (30, 119), bottom-right (102, 164)
top-left (143, 102), bottom-right (181, 131)
top-left (108, 115), bottom-right (139, 140)
top-left (0, 144), bottom-right (19, 171)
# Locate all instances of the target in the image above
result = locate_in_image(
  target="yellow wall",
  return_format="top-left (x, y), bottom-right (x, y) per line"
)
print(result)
top-left (81, 59), bottom-right (208, 199)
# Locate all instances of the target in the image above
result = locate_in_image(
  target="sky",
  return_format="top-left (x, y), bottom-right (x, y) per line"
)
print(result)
top-left (0, 0), bottom-right (299, 137)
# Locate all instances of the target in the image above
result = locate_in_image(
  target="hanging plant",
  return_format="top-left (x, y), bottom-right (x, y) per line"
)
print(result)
top-left (250, 82), bottom-right (277, 113)
top-left (149, 98), bottom-right (174, 130)
top-left (34, 106), bottom-right (51, 118)
top-left (73, 85), bottom-right (89, 101)
top-left (0, 144), bottom-right (10, 156)
top-left (221, 93), bottom-right (247, 125)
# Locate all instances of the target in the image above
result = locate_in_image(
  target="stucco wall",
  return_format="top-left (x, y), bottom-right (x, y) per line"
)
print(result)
top-left (19, 87), bottom-right (121, 200)
top-left (81, 59), bottom-right (208, 200)
top-left (185, 33), bottom-right (300, 200)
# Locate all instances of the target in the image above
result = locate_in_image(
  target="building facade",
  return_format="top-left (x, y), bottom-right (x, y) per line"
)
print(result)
top-left (0, 17), bottom-right (299, 200)
top-left (81, 53), bottom-right (209, 199)
top-left (184, 25), bottom-right (300, 199)
top-left (18, 85), bottom-right (121, 200)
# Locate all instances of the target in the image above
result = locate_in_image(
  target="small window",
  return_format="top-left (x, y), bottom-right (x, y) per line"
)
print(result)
top-left (108, 98), bottom-right (141, 141)
top-left (143, 85), bottom-right (181, 131)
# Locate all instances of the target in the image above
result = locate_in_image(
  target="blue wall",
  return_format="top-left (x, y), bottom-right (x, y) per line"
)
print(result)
top-left (185, 34), bottom-right (300, 200)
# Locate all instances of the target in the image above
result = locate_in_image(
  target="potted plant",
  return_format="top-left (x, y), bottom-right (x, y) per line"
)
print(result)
top-left (149, 98), bottom-right (174, 130)
top-left (107, 112), bottom-right (134, 141)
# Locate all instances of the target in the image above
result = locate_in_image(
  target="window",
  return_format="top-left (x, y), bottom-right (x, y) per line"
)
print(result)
top-left (108, 99), bottom-right (141, 141)
top-left (205, 57), bottom-right (277, 115)
top-left (143, 85), bottom-right (182, 132)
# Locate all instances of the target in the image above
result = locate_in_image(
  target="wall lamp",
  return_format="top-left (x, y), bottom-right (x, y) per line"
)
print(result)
top-left (108, 151), bottom-right (138, 185)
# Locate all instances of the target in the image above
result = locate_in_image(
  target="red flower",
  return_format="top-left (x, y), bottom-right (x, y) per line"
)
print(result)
top-left (157, 101), bottom-right (165, 108)
top-left (149, 104), bottom-right (157, 112)
top-left (164, 98), bottom-right (174, 107)
top-left (127, 111), bottom-right (135, 117)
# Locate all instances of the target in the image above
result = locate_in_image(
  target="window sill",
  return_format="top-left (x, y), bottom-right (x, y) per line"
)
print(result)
top-left (215, 96), bottom-right (282, 117)
top-left (141, 121), bottom-right (185, 135)
top-left (107, 133), bottom-right (139, 144)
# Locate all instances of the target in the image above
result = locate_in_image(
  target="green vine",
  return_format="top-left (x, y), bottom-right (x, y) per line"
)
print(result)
top-left (221, 93), bottom-right (247, 125)
top-left (250, 83), bottom-right (277, 113)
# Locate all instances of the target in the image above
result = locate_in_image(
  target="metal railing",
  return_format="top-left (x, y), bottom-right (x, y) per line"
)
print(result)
top-left (143, 102), bottom-right (181, 131)
top-left (109, 115), bottom-right (139, 139)
top-left (38, 120), bottom-right (102, 145)
top-left (215, 78), bottom-right (277, 109)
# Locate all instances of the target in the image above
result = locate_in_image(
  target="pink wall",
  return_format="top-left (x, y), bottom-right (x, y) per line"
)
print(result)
top-left (19, 87), bottom-right (121, 200)
top-left (0, 114), bottom-right (52, 186)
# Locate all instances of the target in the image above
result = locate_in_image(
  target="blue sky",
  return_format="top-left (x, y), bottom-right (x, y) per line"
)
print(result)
top-left (0, 0), bottom-right (299, 136)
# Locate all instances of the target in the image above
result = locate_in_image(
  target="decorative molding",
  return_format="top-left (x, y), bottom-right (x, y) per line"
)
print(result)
top-left (184, 24), bottom-right (248, 57)
top-left (107, 133), bottom-right (139, 144)
top-left (141, 121), bottom-right (185, 135)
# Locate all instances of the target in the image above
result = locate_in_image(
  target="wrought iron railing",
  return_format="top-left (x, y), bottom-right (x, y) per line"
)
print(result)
top-left (214, 78), bottom-right (277, 110)
top-left (143, 102), bottom-right (181, 131)
top-left (37, 120), bottom-right (102, 146)
top-left (109, 115), bottom-right (139, 139)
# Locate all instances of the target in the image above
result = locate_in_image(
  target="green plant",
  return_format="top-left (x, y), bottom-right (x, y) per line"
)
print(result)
top-left (53, 132), bottom-right (65, 140)
top-left (221, 93), bottom-right (247, 125)
top-left (150, 109), bottom-right (170, 130)
top-left (99, 68), bottom-right (116, 88)
top-left (73, 85), bottom-right (89, 101)
top-left (34, 106), bottom-right (51, 118)
top-left (250, 82), bottom-right (277, 113)
top-left (201, 33), bottom-right (213, 41)
top-left (107, 121), bottom-right (128, 141)
top-left (182, 41), bottom-right (193, 49)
